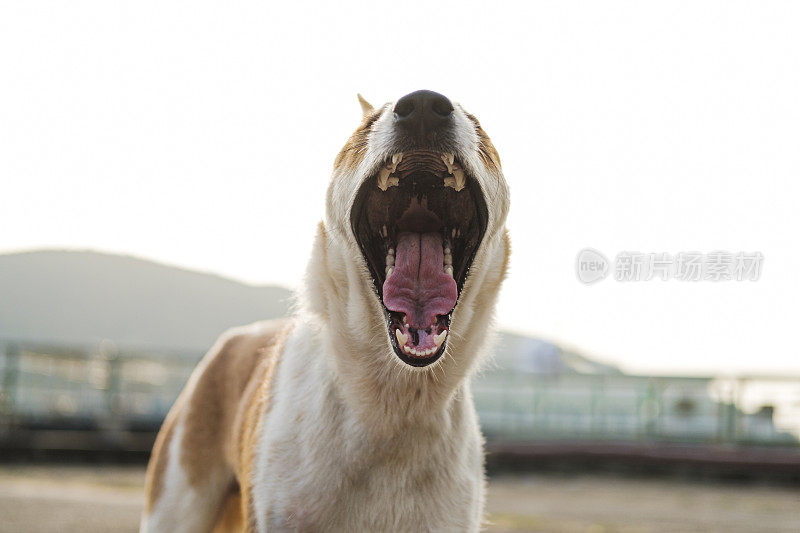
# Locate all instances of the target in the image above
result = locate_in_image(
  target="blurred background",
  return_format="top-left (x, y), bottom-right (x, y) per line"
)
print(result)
top-left (1, 1), bottom-right (799, 532)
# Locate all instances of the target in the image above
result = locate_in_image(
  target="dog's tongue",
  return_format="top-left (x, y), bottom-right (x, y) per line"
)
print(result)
top-left (383, 232), bottom-right (457, 328)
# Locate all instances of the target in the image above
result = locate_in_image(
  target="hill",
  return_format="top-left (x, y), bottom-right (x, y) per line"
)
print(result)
top-left (0, 250), bottom-right (292, 351)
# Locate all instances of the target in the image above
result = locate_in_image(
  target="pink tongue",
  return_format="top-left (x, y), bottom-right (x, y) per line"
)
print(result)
top-left (382, 232), bottom-right (457, 328)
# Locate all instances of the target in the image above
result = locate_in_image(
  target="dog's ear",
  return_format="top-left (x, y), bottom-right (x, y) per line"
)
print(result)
top-left (357, 93), bottom-right (374, 117)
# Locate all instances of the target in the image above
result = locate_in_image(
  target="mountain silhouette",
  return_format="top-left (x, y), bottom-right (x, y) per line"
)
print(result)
top-left (0, 250), bottom-right (292, 351)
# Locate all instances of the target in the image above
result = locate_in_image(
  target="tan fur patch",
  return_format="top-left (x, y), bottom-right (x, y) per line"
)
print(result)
top-left (465, 112), bottom-right (502, 171)
top-left (234, 322), bottom-right (291, 530)
top-left (179, 319), bottom-right (292, 489)
top-left (333, 106), bottom-right (383, 176)
top-left (143, 319), bottom-right (293, 525)
top-left (212, 492), bottom-right (244, 533)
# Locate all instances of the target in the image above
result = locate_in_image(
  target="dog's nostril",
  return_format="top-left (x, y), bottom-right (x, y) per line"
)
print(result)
top-left (430, 94), bottom-right (453, 117)
top-left (394, 96), bottom-right (415, 118)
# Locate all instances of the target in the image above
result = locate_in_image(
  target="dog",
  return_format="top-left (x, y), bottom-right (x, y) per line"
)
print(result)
top-left (141, 90), bottom-right (510, 532)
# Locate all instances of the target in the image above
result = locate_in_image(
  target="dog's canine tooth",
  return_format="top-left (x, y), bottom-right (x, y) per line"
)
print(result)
top-left (391, 153), bottom-right (403, 167)
top-left (434, 330), bottom-right (447, 347)
top-left (386, 266), bottom-right (394, 278)
top-left (441, 153), bottom-right (455, 173)
top-left (444, 265), bottom-right (453, 277)
top-left (395, 329), bottom-right (408, 346)
top-left (377, 167), bottom-right (392, 191)
top-left (452, 169), bottom-right (466, 192)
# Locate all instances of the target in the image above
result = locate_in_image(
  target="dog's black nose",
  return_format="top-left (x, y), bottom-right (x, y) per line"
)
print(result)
top-left (393, 90), bottom-right (454, 141)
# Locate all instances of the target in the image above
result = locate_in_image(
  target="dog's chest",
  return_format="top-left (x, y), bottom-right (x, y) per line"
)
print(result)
top-left (250, 378), bottom-right (484, 531)
top-left (274, 445), bottom-right (481, 531)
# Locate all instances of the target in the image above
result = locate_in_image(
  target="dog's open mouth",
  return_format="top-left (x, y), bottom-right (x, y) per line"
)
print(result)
top-left (351, 150), bottom-right (488, 367)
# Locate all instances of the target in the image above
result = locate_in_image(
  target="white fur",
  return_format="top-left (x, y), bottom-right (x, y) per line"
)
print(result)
top-left (248, 99), bottom-right (509, 530)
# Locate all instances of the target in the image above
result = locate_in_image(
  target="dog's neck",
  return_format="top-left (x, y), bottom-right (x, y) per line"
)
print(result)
top-left (299, 222), bottom-right (508, 433)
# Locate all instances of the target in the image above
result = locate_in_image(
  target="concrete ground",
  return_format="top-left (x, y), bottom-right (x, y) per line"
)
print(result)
top-left (0, 465), bottom-right (798, 532)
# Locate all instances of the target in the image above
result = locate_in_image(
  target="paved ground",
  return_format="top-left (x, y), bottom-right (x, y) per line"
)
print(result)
top-left (0, 465), bottom-right (798, 532)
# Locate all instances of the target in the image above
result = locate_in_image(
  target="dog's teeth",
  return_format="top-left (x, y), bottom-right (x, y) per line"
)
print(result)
top-left (443, 253), bottom-right (452, 266)
top-left (377, 168), bottom-right (392, 191)
top-left (402, 316), bottom-right (408, 325)
top-left (392, 153), bottom-right (403, 166)
top-left (444, 176), bottom-right (456, 189)
top-left (441, 153), bottom-right (455, 173)
top-left (395, 329), bottom-right (408, 346)
top-left (386, 253), bottom-right (395, 267)
top-left (434, 330), bottom-right (447, 347)
top-left (453, 169), bottom-right (465, 191)
top-left (386, 266), bottom-right (394, 278)
top-left (444, 245), bottom-right (451, 255)
top-left (444, 265), bottom-right (453, 277)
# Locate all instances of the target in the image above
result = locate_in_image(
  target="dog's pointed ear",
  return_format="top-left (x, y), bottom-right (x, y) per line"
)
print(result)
top-left (357, 93), bottom-right (374, 117)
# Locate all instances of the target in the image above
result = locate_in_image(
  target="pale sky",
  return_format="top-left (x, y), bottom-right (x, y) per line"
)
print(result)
top-left (1, 1), bottom-right (798, 375)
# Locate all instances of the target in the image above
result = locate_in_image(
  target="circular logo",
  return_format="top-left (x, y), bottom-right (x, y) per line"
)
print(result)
top-left (575, 248), bottom-right (609, 284)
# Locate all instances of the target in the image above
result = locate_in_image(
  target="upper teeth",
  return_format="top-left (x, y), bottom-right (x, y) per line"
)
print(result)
top-left (377, 153), bottom-right (403, 191)
top-left (385, 248), bottom-right (395, 278)
top-left (442, 153), bottom-right (465, 192)
top-left (377, 152), bottom-right (465, 192)
top-left (444, 243), bottom-right (453, 277)
top-left (441, 153), bottom-right (455, 172)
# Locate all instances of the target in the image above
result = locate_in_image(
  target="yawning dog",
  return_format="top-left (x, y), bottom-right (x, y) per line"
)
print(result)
top-left (141, 90), bottom-right (510, 532)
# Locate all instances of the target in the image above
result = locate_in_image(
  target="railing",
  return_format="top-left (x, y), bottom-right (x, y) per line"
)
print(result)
top-left (473, 372), bottom-right (800, 446)
top-left (2, 341), bottom-right (799, 450)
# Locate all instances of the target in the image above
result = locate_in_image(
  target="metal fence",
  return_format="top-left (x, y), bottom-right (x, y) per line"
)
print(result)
top-left (474, 372), bottom-right (800, 446)
top-left (2, 341), bottom-right (799, 450)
